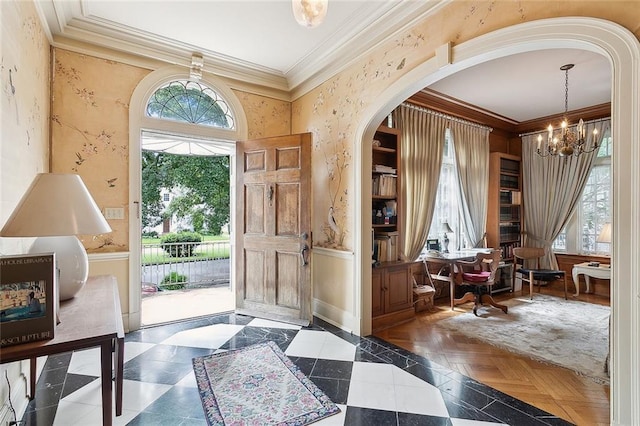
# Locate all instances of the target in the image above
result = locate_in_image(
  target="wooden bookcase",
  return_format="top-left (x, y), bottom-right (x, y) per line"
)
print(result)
top-left (371, 124), bottom-right (414, 331)
top-left (372, 125), bottom-right (402, 264)
top-left (486, 152), bottom-right (522, 293)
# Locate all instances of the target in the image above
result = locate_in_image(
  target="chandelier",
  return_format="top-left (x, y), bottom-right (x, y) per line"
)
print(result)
top-left (536, 64), bottom-right (599, 157)
top-left (292, 0), bottom-right (328, 28)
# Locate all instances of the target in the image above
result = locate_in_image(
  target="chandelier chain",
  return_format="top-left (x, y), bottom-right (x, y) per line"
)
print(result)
top-left (565, 68), bottom-right (569, 114)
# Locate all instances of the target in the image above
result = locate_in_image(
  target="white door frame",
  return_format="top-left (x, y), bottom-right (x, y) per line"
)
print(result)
top-left (128, 67), bottom-right (248, 330)
top-left (355, 17), bottom-right (640, 425)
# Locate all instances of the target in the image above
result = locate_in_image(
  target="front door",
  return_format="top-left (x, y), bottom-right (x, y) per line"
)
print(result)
top-left (235, 134), bottom-right (312, 325)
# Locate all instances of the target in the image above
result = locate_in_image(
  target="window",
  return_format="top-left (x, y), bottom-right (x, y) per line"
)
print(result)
top-left (163, 193), bottom-right (170, 202)
top-left (146, 80), bottom-right (235, 129)
top-left (553, 134), bottom-right (612, 255)
top-left (426, 129), bottom-right (462, 252)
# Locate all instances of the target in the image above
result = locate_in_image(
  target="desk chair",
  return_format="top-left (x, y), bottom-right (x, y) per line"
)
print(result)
top-left (512, 247), bottom-right (568, 300)
top-left (452, 250), bottom-right (508, 316)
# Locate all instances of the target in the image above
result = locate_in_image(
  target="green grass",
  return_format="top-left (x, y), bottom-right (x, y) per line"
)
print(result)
top-left (141, 236), bottom-right (230, 265)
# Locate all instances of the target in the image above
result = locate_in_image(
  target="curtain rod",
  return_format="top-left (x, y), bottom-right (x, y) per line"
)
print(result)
top-left (400, 102), bottom-right (493, 132)
top-left (518, 116), bottom-right (611, 137)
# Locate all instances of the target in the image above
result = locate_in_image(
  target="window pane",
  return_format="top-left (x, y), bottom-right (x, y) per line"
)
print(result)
top-left (580, 163), bottom-right (611, 254)
top-left (146, 80), bottom-right (235, 129)
top-left (425, 130), bottom-right (461, 253)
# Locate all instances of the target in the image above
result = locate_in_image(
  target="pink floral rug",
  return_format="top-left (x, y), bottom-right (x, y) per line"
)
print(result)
top-left (193, 341), bottom-right (340, 425)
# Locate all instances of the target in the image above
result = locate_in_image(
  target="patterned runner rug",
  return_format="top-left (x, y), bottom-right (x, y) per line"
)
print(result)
top-left (193, 341), bottom-right (340, 425)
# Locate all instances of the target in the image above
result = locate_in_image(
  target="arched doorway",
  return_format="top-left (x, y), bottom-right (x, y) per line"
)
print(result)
top-left (129, 67), bottom-right (248, 330)
top-left (355, 17), bottom-right (640, 424)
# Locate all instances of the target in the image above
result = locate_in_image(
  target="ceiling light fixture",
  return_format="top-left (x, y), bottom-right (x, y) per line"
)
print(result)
top-left (292, 0), bottom-right (328, 28)
top-left (536, 64), bottom-right (599, 158)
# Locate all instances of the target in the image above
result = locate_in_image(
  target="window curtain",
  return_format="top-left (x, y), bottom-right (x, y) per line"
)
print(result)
top-left (521, 119), bottom-right (610, 269)
top-left (393, 105), bottom-right (447, 260)
top-left (450, 121), bottom-right (490, 249)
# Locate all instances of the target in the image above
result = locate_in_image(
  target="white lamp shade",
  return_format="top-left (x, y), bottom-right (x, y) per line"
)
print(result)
top-left (292, 0), bottom-right (328, 28)
top-left (1, 173), bottom-right (111, 300)
top-left (597, 223), bottom-right (612, 243)
top-left (0, 173), bottom-right (112, 237)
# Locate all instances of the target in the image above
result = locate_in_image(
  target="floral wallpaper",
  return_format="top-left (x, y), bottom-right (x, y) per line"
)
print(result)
top-left (293, 0), bottom-right (640, 252)
top-left (235, 90), bottom-right (291, 139)
top-left (51, 49), bottom-right (150, 252)
top-left (0, 0), bottom-right (49, 234)
top-left (51, 50), bottom-right (294, 252)
top-left (0, 0), bottom-right (51, 411)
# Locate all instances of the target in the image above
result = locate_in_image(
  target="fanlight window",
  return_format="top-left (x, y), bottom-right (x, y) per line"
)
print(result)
top-left (146, 80), bottom-right (235, 129)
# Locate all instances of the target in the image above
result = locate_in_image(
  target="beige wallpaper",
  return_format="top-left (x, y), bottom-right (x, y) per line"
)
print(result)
top-left (235, 90), bottom-right (291, 139)
top-left (0, 0), bottom-right (50, 232)
top-left (293, 0), bottom-right (640, 252)
top-left (51, 49), bottom-right (293, 252)
top-left (51, 49), bottom-right (151, 252)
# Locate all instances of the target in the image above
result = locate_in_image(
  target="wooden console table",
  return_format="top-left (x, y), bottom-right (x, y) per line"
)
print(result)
top-left (0, 275), bottom-right (124, 425)
top-left (572, 262), bottom-right (611, 296)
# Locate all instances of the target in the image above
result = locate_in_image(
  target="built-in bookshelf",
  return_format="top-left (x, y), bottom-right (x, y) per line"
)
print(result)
top-left (487, 153), bottom-right (522, 259)
top-left (487, 152), bottom-right (522, 293)
top-left (372, 125), bottom-right (402, 263)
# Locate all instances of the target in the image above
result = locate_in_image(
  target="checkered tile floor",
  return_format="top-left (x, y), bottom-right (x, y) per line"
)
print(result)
top-left (22, 314), bottom-right (570, 425)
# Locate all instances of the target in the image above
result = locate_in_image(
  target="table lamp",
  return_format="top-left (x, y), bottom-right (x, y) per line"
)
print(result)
top-left (0, 173), bottom-right (112, 300)
top-left (596, 222), bottom-right (611, 252)
top-left (442, 222), bottom-right (453, 253)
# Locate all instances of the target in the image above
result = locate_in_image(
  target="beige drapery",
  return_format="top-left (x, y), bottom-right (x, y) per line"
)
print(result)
top-left (521, 118), bottom-right (610, 269)
top-left (450, 121), bottom-right (490, 249)
top-left (393, 105), bottom-right (447, 260)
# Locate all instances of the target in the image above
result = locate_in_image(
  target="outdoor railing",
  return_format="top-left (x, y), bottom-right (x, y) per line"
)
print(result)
top-left (141, 240), bottom-right (231, 291)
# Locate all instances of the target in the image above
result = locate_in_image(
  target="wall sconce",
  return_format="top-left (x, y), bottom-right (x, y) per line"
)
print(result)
top-left (1, 174), bottom-right (112, 300)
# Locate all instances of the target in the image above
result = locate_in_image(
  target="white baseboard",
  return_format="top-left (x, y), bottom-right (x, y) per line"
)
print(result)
top-left (313, 298), bottom-right (357, 335)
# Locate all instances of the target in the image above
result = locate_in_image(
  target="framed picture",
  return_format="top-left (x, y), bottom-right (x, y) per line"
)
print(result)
top-left (0, 253), bottom-right (56, 347)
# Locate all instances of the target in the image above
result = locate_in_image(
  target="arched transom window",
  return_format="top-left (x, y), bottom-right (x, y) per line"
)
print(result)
top-left (146, 80), bottom-right (235, 129)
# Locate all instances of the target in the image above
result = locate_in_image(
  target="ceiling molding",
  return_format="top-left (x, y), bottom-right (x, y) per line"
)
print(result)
top-left (50, 35), bottom-right (292, 102)
top-left (289, 0), bottom-right (450, 98)
top-left (515, 103), bottom-right (611, 134)
top-left (408, 89), bottom-right (519, 134)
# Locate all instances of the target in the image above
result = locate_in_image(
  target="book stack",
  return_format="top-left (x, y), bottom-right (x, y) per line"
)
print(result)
top-left (373, 164), bottom-right (396, 174)
top-left (372, 174), bottom-right (397, 196)
top-left (374, 231), bottom-right (399, 262)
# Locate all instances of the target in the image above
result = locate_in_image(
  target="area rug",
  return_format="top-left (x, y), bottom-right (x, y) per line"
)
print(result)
top-left (437, 295), bottom-right (610, 383)
top-left (193, 341), bottom-right (340, 425)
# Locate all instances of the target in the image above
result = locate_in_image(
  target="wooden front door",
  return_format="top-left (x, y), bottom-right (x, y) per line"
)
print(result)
top-left (235, 134), bottom-right (312, 326)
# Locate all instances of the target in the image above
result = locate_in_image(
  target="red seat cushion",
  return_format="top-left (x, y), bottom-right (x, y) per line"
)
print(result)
top-left (462, 271), bottom-right (490, 283)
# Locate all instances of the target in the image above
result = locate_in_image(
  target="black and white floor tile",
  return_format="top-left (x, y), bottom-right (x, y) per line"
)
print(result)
top-left (22, 314), bottom-right (571, 425)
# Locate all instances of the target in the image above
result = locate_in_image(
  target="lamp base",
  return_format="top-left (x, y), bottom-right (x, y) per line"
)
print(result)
top-left (30, 236), bottom-right (89, 301)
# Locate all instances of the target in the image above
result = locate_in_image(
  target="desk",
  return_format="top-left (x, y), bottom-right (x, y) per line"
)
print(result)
top-left (0, 275), bottom-right (124, 425)
top-left (572, 262), bottom-right (611, 296)
top-left (423, 250), bottom-right (490, 309)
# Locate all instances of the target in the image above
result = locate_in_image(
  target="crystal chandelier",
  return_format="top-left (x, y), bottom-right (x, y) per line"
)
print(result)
top-left (292, 0), bottom-right (328, 28)
top-left (536, 64), bottom-right (599, 157)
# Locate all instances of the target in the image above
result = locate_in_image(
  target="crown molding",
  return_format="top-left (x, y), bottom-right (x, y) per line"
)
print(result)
top-left (290, 0), bottom-right (451, 100)
top-left (409, 89), bottom-right (519, 133)
top-left (49, 35), bottom-right (292, 102)
top-left (37, 0), bottom-right (451, 102)
top-left (515, 103), bottom-right (611, 134)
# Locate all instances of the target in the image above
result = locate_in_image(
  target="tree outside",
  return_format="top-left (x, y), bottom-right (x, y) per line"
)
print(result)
top-left (142, 150), bottom-right (230, 235)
